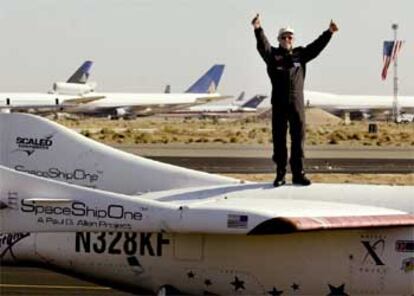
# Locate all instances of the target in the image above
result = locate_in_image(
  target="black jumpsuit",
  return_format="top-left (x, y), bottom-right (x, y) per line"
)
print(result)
top-left (254, 28), bottom-right (332, 176)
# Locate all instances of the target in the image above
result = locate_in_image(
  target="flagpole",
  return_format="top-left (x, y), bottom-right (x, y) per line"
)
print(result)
top-left (392, 23), bottom-right (399, 122)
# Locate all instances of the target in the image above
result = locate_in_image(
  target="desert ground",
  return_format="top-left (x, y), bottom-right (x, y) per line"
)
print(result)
top-left (56, 108), bottom-right (414, 147)
top-left (53, 109), bottom-right (413, 185)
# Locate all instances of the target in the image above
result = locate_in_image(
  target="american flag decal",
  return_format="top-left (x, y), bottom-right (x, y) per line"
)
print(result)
top-left (381, 40), bottom-right (403, 80)
top-left (227, 214), bottom-right (248, 229)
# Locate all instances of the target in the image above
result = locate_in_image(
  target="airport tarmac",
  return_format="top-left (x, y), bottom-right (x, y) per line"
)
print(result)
top-left (0, 266), bottom-right (135, 295)
top-left (150, 156), bottom-right (413, 173)
top-left (113, 144), bottom-right (414, 173)
top-left (113, 143), bottom-right (414, 159)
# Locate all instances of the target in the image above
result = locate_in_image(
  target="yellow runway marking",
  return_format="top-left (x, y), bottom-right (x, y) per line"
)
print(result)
top-left (0, 283), bottom-right (110, 290)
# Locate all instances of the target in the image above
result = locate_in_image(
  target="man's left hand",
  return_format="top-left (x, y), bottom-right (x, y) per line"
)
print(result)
top-left (329, 19), bottom-right (338, 33)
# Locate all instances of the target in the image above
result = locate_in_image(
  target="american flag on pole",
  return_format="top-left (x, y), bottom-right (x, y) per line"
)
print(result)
top-left (381, 40), bottom-right (403, 80)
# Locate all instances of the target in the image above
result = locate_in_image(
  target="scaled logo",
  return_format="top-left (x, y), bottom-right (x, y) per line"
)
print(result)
top-left (12, 134), bottom-right (55, 156)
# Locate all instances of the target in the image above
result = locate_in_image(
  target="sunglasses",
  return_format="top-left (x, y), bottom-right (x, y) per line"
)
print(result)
top-left (281, 35), bottom-right (293, 40)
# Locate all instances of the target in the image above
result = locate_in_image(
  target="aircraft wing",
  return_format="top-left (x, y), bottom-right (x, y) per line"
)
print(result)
top-left (154, 95), bottom-right (233, 114)
top-left (62, 95), bottom-right (105, 105)
top-left (193, 94), bottom-right (233, 104)
top-left (1, 164), bottom-right (413, 235)
top-left (63, 92), bottom-right (233, 116)
top-left (167, 196), bottom-right (414, 235)
top-left (248, 213), bottom-right (414, 234)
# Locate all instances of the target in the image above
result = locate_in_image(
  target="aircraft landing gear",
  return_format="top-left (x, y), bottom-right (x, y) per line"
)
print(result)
top-left (156, 284), bottom-right (183, 296)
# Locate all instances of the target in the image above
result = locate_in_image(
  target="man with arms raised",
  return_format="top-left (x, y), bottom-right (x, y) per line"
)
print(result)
top-left (252, 14), bottom-right (338, 187)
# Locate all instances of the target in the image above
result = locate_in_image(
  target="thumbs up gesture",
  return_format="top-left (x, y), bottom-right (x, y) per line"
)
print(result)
top-left (251, 14), bottom-right (261, 29)
top-left (329, 19), bottom-right (338, 33)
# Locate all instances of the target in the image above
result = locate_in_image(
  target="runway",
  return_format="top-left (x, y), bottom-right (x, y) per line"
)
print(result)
top-left (115, 144), bottom-right (414, 173)
top-left (0, 266), bottom-right (135, 295)
top-left (149, 156), bottom-right (412, 173)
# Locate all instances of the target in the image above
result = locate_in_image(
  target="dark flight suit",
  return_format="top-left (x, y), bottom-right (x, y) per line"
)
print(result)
top-left (254, 28), bottom-right (332, 176)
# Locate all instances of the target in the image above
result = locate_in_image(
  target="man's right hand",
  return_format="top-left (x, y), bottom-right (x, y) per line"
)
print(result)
top-left (251, 13), bottom-right (261, 29)
top-left (329, 19), bottom-right (339, 33)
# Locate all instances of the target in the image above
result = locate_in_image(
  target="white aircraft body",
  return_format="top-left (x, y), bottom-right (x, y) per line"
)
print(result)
top-left (305, 90), bottom-right (414, 116)
top-left (0, 64), bottom-right (226, 118)
top-left (0, 93), bottom-right (85, 110)
top-left (0, 61), bottom-right (100, 113)
top-left (66, 64), bottom-right (228, 118)
top-left (0, 113), bottom-right (413, 295)
top-left (69, 92), bottom-right (222, 115)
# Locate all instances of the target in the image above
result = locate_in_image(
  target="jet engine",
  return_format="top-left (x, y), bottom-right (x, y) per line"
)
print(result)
top-left (52, 82), bottom-right (97, 95)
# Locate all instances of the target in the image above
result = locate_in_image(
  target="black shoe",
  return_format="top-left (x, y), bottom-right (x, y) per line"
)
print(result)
top-left (292, 174), bottom-right (311, 186)
top-left (273, 174), bottom-right (286, 187)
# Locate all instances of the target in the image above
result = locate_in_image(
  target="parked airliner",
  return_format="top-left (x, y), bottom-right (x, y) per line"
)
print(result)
top-left (0, 64), bottom-right (227, 119)
top-left (67, 64), bottom-right (228, 119)
top-left (305, 90), bottom-right (414, 120)
top-left (0, 61), bottom-right (98, 112)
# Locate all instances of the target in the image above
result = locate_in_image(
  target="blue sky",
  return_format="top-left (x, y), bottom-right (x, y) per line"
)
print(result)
top-left (0, 0), bottom-right (412, 97)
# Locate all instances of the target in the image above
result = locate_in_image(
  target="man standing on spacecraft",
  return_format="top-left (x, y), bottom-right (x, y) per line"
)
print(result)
top-left (252, 14), bottom-right (338, 187)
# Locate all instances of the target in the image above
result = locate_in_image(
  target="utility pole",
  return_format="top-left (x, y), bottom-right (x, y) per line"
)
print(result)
top-left (392, 23), bottom-right (399, 122)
